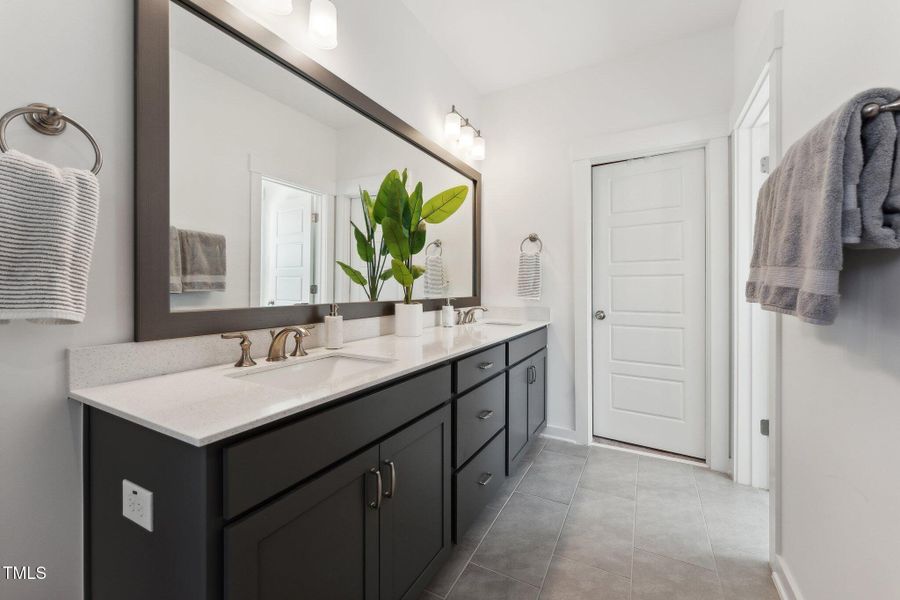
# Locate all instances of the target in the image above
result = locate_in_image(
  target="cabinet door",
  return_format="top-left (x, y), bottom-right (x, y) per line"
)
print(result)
top-left (224, 447), bottom-right (379, 600)
top-left (507, 361), bottom-right (530, 469)
top-left (379, 405), bottom-right (452, 600)
top-left (528, 349), bottom-right (547, 434)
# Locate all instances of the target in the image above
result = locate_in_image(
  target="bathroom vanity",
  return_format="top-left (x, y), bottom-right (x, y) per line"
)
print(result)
top-left (74, 323), bottom-right (548, 600)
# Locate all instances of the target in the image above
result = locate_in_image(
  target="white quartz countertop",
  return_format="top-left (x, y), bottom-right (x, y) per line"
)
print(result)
top-left (70, 321), bottom-right (549, 447)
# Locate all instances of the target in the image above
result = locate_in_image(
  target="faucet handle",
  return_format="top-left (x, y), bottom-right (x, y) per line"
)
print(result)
top-left (221, 332), bottom-right (257, 368)
top-left (290, 326), bottom-right (312, 357)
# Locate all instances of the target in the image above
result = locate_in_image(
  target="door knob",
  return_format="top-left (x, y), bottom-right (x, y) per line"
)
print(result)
top-left (594, 310), bottom-right (606, 321)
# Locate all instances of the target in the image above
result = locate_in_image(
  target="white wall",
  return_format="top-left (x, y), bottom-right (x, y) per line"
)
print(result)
top-left (733, 1), bottom-right (900, 598)
top-left (480, 27), bottom-right (734, 434)
top-left (0, 1), bottom-right (478, 598)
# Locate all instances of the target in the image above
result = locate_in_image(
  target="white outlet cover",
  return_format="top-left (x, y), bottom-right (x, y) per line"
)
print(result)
top-left (122, 479), bottom-right (154, 532)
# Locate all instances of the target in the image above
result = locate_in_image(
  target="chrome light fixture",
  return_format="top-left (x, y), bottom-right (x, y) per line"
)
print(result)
top-left (471, 132), bottom-right (486, 161)
top-left (443, 105), bottom-right (485, 159)
top-left (227, 0), bottom-right (294, 16)
top-left (308, 0), bottom-right (338, 49)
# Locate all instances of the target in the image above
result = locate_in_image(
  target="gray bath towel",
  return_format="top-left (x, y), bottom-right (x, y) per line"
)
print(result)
top-left (0, 149), bottom-right (99, 324)
top-left (746, 88), bottom-right (900, 324)
top-left (178, 229), bottom-right (226, 292)
top-left (169, 226), bottom-right (183, 293)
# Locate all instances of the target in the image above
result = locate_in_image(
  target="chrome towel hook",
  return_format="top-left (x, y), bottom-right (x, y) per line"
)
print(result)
top-left (0, 103), bottom-right (103, 174)
top-left (520, 233), bottom-right (543, 252)
top-left (425, 239), bottom-right (443, 256)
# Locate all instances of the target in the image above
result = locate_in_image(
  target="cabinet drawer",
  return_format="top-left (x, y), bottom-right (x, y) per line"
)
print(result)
top-left (454, 375), bottom-right (506, 467)
top-left (454, 431), bottom-right (506, 542)
top-left (223, 366), bottom-right (451, 520)
top-left (455, 344), bottom-right (506, 393)
top-left (508, 327), bottom-right (547, 366)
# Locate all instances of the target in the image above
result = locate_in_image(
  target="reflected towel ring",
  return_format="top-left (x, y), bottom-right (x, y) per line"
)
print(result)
top-left (0, 103), bottom-right (103, 175)
top-left (426, 239), bottom-right (443, 256)
top-left (520, 233), bottom-right (542, 253)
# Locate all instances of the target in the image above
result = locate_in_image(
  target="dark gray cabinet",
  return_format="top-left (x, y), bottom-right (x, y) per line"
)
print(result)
top-left (508, 344), bottom-right (548, 471)
top-left (226, 406), bottom-right (450, 600)
top-left (528, 349), bottom-right (547, 435)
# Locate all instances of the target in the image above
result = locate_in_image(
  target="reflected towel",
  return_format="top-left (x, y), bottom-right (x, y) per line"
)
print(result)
top-left (178, 229), bottom-right (226, 292)
top-left (746, 88), bottom-right (900, 324)
top-left (169, 226), bottom-right (183, 293)
top-left (0, 149), bottom-right (99, 324)
top-left (424, 255), bottom-right (448, 297)
top-left (516, 251), bottom-right (542, 300)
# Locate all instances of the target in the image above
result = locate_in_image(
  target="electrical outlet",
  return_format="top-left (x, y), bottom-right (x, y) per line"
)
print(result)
top-left (122, 479), bottom-right (153, 532)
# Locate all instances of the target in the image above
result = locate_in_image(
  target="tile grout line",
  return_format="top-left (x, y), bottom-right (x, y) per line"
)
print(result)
top-left (538, 444), bottom-right (591, 596)
top-left (630, 455), bottom-right (641, 600)
top-left (691, 465), bottom-right (726, 594)
top-left (440, 438), bottom-right (545, 598)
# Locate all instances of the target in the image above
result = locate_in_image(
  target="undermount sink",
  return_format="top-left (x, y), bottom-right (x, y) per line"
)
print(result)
top-left (230, 353), bottom-right (395, 390)
top-left (480, 319), bottom-right (525, 326)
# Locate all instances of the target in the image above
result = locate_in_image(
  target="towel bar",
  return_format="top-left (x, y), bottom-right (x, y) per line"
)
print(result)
top-left (425, 239), bottom-right (443, 256)
top-left (520, 233), bottom-right (543, 252)
top-left (862, 98), bottom-right (900, 119)
top-left (0, 103), bottom-right (102, 174)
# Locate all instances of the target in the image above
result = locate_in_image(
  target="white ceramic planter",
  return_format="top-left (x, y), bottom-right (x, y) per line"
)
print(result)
top-left (394, 303), bottom-right (423, 337)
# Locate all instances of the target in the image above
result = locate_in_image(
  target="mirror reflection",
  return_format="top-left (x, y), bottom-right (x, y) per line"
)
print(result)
top-left (168, 3), bottom-right (474, 312)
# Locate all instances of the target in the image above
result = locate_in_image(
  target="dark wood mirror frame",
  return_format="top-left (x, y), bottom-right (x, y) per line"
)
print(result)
top-left (135, 0), bottom-right (481, 341)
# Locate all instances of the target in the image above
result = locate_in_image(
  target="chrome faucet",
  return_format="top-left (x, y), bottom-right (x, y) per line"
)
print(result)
top-left (267, 326), bottom-right (312, 362)
top-left (460, 306), bottom-right (488, 324)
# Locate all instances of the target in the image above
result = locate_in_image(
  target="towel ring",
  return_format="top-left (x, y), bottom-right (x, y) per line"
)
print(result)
top-left (520, 233), bottom-right (543, 252)
top-left (426, 239), bottom-right (443, 257)
top-left (0, 103), bottom-right (103, 175)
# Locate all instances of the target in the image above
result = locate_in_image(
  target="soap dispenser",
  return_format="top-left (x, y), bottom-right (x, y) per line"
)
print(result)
top-left (325, 304), bottom-right (343, 349)
top-left (441, 298), bottom-right (455, 328)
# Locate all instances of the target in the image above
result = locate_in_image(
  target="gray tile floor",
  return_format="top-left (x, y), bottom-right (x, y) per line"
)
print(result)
top-left (421, 438), bottom-right (778, 600)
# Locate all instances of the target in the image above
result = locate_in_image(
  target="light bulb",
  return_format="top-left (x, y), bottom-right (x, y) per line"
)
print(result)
top-left (471, 134), bottom-right (486, 160)
top-left (444, 111), bottom-right (461, 138)
top-left (459, 124), bottom-right (475, 148)
top-left (227, 0), bottom-right (293, 16)
top-left (308, 0), bottom-right (338, 49)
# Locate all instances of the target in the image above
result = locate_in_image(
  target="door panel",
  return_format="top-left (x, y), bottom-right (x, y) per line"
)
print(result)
top-left (507, 363), bottom-right (529, 468)
top-left (592, 148), bottom-right (707, 458)
top-left (379, 406), bottom-right (451, 600)
top-left (528, 350), bottom-right (547, 434)
top-left (224, 447), bottom-right (379, 600)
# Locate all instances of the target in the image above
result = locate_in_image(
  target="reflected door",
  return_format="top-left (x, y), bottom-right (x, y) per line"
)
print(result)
top-left (260, 178), bottom-right (317, 306)
top-left (591, 149), bottom-right (707, 458)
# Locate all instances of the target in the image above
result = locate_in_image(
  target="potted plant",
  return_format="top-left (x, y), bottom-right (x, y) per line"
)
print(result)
top-left (335, 188), bottom-right (392, 301)
top-left (377, 169), bottom-right (468, 336)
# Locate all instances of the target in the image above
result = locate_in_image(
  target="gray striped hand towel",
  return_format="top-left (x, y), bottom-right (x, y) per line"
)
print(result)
top-left (516, 251), bottom-right (542, 300)
top-left (424, 254), bottom-right (448, 297)
top-left (0, 150), bottom-right (99, 324)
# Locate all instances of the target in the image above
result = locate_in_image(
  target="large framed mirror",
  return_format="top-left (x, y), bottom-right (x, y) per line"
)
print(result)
top-left (136, 0), bottom-right (481, 341)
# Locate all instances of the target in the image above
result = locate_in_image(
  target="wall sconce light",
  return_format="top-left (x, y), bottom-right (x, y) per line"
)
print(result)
top-left (227, 0), bottom-right (294, 16)
top-left (444, 106), bottom-right (485, 160)
top-left (308, 0), bottom-right (338, 49)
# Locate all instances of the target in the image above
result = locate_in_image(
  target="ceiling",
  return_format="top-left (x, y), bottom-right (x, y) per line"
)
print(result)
top-left (399, 0), bottom-right (741, 94)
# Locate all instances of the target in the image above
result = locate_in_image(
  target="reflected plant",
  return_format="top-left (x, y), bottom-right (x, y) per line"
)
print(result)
top-left (337, 168), bottom-right (468, 303)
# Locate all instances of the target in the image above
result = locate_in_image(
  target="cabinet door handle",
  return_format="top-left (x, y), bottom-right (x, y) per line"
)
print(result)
top-left (383, 460), bottom-right (397, 498)
top-left (477, 472), bottom-right (494, 486)
top-left (477, 409), bottom-right (495, 420)
top-left (478, 361), bottom-right (494, 370)
top-left (527, 365), bottom-right (536, 384)
top-left (368, 468), bottom-right (382, 510)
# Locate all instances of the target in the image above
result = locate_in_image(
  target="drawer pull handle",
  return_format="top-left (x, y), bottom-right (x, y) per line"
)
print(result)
top-left (368, 468), bottom-right (383, 510)
top-left (477, 410), bottom-right (495, 420)
top-left (478, 361), bottom-right (494, 370)
top-left (383, 460), bottom-right (397, 498)
top-left (477, 472), bottom-right (494, 486)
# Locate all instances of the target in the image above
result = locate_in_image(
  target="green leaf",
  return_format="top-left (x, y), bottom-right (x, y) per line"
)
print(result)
top-left (411, 264), bottom-right (426, 280)
top-left (421, 185), bottom-right (469, 224)
top-left (410, 222), bottom-right (427, 255)
top-left (336, 261), bottom-right (368, 286)
top-left (379, 268), bottom-right (394, 281)
top-left (373, 170), bottom-right (400, 223)
top-left (401, 168), bottom-right (408, 187)
top-left (381, 217), bottom-right (410, 261)
top-left (352, 222), bottom-right (374, 262)
top-left (408, 181), bottom-right (423, 225)
top-left (391, 259), bottom-right (414, 287)
top-left (361, 189), bottom-right (375, 228)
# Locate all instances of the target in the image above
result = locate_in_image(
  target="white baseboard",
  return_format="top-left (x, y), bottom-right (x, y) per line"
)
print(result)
top-left (540, 425), bottom-right (580, 444)
top-left (772, 554), bottom-right (803, 600)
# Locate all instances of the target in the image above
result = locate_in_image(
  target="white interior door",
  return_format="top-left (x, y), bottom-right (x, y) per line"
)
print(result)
top-left (591, 148), bottom-right (707, 458)
top-left (260, 179), bottom-right (314, 306)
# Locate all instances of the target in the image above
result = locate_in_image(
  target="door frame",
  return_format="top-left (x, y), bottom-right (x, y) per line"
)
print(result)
top-left (570, 115), bottom-right (731, 472)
